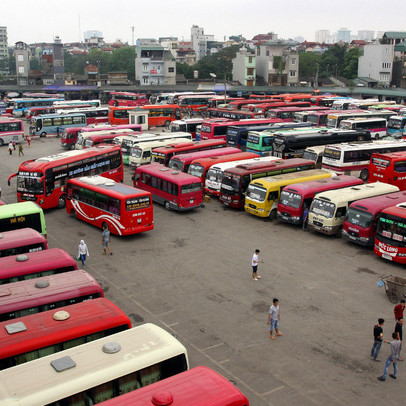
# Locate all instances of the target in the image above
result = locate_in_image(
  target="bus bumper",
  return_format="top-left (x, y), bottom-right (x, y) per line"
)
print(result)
top-left (277, 211), bottom-right (301, 225)
top-left (307, 222), bottom-right (340, 235)
top-left (244, 205), bottom-right (268, 217)
top-left (342, 230), bottom-right (374, 246)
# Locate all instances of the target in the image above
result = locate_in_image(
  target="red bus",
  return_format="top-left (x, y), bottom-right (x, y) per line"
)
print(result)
top-left (67, 107), bottom-right (109, 126)
top-left (207, 96), bottom-right (245, 108)
top-left (0, 298), bottom-right (131, 370)
top-left (368, 151), bottom-right (406, 190)
top-left (207, 108), bottom-right (265, 120)
top-left (342, 191), bottom-right (406, 246)
top-left (76, 131), bottom-right (136, 149)
top-left (133, 164), bottom-right (203, 211)
top-left (61, 124), bottom-right (143, 150)
top-left (177, 94), bottom-right (217, 112)
top-left (0, 270), bottom-right (103, 322)
top-left (277, 175), bottom-right (364, 226)
top-left (8, 145), bottom-right (123, 210)
top-left (66, 176), bottom-right (153, 235)
top-left (252, 101), bottom-right (313, 114)
top-left (0, 228), bottom-right (48, 258)
top-left (0, 248), bottom-right (77, 284)
top-left (97, 366), bottom-right (249, 406)
top-left (219, 158), bottom-right (315, 209)
top-left (199, 118), bottom-right (282, 141)
top-left (151, 139), bottom-right (227, 166)
top-left (266, 106), bottom-right (329, 121)
top-left (228, 99), bottom-right (280, 110)
top-left (375, 203), bottom-right (406, 264)
top-left (108, 91), bottom-right (148, 107)
top-left (168, 147), bottom-right (241, 173)
top-left (280, 93), bottom-right (314, 103)
top-left (188, 151), bottom-right (258, 182)
top-left (249, 94), bottom-right (282, 100)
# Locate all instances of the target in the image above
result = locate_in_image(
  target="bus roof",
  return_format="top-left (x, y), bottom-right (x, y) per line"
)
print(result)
top-left (137, 164), bottom-right (201, 185)
top-left (251, 169), bottom-right (331, 186)
top-left (324, 139), bottom-right (406, 152)
top-left (371, 150), bottom-right (406, 160)
top-left (0, 298), bottom-right (131, 362)
top-left (33, 112), bottom-right (86, 119)
top-left (0, 228), bottom-right (46, 250)
top-left (0, 201), bottom-right (42, 216)
top-left (381, 203), bottom-right (406, 218)
top-left (70, 176), bottom-right (149, 197)
top-left (228, 158), bottom-right (313, 175)
top-left (0, 248), bottom-right (76, 280)
top-left (169, 147), bottom-right (240, 164)
top-left (209, 156), bottom-right (280, 172)
top-left (349, 190), bottom-right (406, 215)
top-left (132, 138), bottom-right (191, 150)
top-left (190, 152), bottom-right (258, 169)
top-left (152, 139), bottom-right (226, 153)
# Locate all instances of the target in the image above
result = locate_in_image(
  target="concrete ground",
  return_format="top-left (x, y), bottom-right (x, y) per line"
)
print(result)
top-left (1, 133), bottom-right (405, 406)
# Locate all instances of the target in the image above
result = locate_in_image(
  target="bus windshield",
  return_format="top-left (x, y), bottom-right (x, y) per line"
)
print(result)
top-left (188, 164), bottom-right (204, 178)
top-left (388, 118), bottom-right (402, 129)
top-left (17, 173), bottom-right (43, 194)
top-left (280, 190), bottom-right (302, 208)
top-left (221, 174), bottom-right (241, 193)
top-left (377, 215), bottom-right (406, 242)
top-left (206, 168), bottom-right (222, 183)
top-left (132, 146), bottom-right (143, 158)
top-left (181, 183), bottom-right (201, 194)
top-left (311, 199), bottom-right (336, 218)
top-left (345, 208), bottom-right (373, 228)
top-left (302, 150), bottom-right (318, 162)
top-left (246, 185), bottom-right (267, 202)
top-left (169, 159), bottom-right (184, 171)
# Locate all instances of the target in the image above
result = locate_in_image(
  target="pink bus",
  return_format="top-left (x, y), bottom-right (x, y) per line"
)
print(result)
top-left (277, 175), bottom-right (364, 226)
top-left (266, 106), bottom-right (329, 122)
top-left (0, 270), bottom-right (104, 322)
top-left (0, 228), bottom-right (48, 258)
top-left (108, 92), bottom-right (148, 107)
top-left (0, 117), bottom-right (24, 147)
top-left (342, 191), bottom-right (406, 246)
top-left (0, 248), bottom-right (77, 285)
top-left (133, 164), bottom-right (203, 211)
top-left (168, 147), bottom-right (241, 173)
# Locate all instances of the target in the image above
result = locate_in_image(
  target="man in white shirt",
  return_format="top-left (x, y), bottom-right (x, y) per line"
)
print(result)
top-left (252, 249), bottom-right (262, 280)
top-left (267, 298), bottom-right (283, 340)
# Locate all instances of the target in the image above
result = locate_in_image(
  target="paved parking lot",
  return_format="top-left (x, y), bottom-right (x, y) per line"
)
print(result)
top-left (1, 133), bottom-right (405, 406)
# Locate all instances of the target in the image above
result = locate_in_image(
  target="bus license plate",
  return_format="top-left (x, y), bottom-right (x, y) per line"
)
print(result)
top-left (313, 225), bottom-right (320, 231)
top-left (190, 200), bottom-right (194, 204)
top-left (382, 254), bottom-right (392, 261)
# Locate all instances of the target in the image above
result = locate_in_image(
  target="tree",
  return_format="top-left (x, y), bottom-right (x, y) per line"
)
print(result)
top-left (341, 47), bottom-right (361, 80)
top-left (107, 47), bottom-right (135, 80)
top-left (299, 52), bottom-right (322, 79)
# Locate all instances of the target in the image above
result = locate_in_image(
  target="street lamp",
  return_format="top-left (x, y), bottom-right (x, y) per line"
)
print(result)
top-left (96, 60), bottom-right (100, 83)
top-left (210, 72), bottom-right (216, 88)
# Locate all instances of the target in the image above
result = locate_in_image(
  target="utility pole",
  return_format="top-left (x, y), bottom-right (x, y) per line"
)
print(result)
top-left (131, 26), bottom-right (135, 46)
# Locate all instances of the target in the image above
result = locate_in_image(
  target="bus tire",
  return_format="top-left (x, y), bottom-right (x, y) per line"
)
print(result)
top-left (164, 120), bottom-right (170, 129)
top-left (0, 139), bottom-right (3, 146)
top-left (360, 169), bottom-right (369, 182)
top-left (269, 209), bottom-right (277, 220)
top-left (164, 201), bottom-right (171, 210)
top-left (58, 195), bottom-right (66, 208)
top-left (40, 132), bottom-right (47, 138)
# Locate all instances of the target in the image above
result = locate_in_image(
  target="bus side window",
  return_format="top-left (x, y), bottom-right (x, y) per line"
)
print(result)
top-left (133, 172), bottom-right (140, 181)
top-left (336, 207), bottom-right (346, 218)
top-left (268, 191), bottom-right (278, 201)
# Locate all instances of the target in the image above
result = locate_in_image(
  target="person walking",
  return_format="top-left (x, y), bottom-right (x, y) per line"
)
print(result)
top-left (8, 141), bottom-right (13, 155)
top-left (26, 135), bottom-right (31, 148)
top-left (77, 239), bottom-right (89, 268)
top-left (377, 332), bottom-right (402, 381)
top-left (394, 300), bottom-right (405, 321)
top-left (252, 249), bottom-right (262, 280)
top-left (102, 224), bottom-right (112, 255)
top-left (12, 140), bottom-right (15, 151)
top-left (394, 317), bottom-right (403, 361)
top-left (267, 298), bottom-right (283, 340)
top-left (371, 318), bottom-right (385, 361)
top-left (302, 205), bottom-right (309, 231)
top-left (18, 143), bottom-right (24, 157)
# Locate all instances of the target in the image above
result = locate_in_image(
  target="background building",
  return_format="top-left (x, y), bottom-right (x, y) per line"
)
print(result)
top-left (14, 41), bottom-right (30, 85)
top-left (52, 36), bottom-right (65, 85)
top-left (315, 30), bottom-right (330, 43)
top-left (337, 28), bottom-right (351, 43)
top-left (0, 27), bottom-right (8, 59)
top-left (191, 25), bottom-right (214, 61)
top-left (232, 47), bottom-right (256, 86)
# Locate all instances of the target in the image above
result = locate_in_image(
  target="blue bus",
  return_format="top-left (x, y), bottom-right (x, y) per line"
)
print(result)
top-left (13, 98), bottom-right (64, 117)
top-left (226, 121), bottom-right (314, 151)
top-left (387, 115), bottom-right (406, 139)
top-left (31, 113), bottom-right (87, 137)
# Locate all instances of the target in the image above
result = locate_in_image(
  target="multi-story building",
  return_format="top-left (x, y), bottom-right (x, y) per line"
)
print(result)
top-left (256, 40), bottom-right (299, 86)
top-left (0, 27), bottom-right (8, 59)
top-left (337, 28), bottom-right (351, 44)
top-left (135, 44), bottom-right (176, 85)
top-left (315, 30), bottom-right (330, 44)
top-left (232, 48), bottom-right (256, 86)
top-left (191, 25), bottom-right (214, 61)
top-left (358, 43), bottom-right (394, 86)
top-left (357, 30), bottom-right (375, 42)
top-left (52, 36), bottom-right (64, 85)
top-left (14, 41), bottom-right (30, 85)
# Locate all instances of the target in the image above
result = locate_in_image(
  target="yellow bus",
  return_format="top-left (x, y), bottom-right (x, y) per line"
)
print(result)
top-left (307, 182), bottom-right (399, 235)
top-left (244, 169), bottom-right (332, 218)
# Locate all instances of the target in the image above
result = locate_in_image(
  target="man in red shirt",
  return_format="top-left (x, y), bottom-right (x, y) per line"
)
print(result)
top-left (394, 300), bottom-right (405, 320)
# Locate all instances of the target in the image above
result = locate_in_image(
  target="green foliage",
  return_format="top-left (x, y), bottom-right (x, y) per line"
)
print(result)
top-left (29, 58), bottom-right (41, 71)
top-left (0, 56), bottom-right (15, 75)
top-left (299, 52), bottom-right (322, 79)
top-left (342, 47), bottom-right (361, 80)
top-left (272, 55), bottom-right (285, 73)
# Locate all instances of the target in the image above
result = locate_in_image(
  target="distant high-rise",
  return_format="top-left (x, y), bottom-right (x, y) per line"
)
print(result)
top-left (315, 30), bottom-right (329, 43)
top-left (191, 25), bottom-right (214, 61)
top-left (52, 36), bottom-right (64, 85)
top-left (357, 30), bottom-right (375, 42)
top-left (0, 27), bottom-right (8, 59)
top-left (337, 28), bottom-right (351, 43)
top-left (84, 30), bottom-right (103, 40)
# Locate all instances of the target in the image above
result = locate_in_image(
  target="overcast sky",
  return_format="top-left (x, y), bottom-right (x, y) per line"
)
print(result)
top-left (2, 0), bottom-right (405, 45)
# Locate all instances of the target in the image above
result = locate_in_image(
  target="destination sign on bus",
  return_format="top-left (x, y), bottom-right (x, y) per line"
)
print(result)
top-left (126, 196), bottom-right (150, 211)
top-left (371, 157), bottom-right (390, 168)
top-left (323, 148), bottom-right (341, 160)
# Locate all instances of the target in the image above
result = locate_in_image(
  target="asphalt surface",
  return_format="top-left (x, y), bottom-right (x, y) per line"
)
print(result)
top-left (1, 130), bottom-right (405, 406)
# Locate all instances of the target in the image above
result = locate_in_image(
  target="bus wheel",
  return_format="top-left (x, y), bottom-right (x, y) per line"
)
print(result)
top-left (269, 209), bottom-right (277, 220)
top-left (164, 201), bottom-right (171, 210)
top-left (40, 132), bottom-right (47, 138)
top-left (0, 139), bottom-right (3, 146)
top-left (360, 169), bottom-right (369, 182)
top-left (58, 195), bottom-right (66, 208)
top-left (164, 120), bottom-right (170, 129)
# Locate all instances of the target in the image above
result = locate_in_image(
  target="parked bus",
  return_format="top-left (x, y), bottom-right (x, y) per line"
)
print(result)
top-left (0, 323), bottom-right (188, 406)
top-left (0, 270), bottom-right (103, 322)
top-left (0, 228), bottom-right (48, 258)
top-left (66, 107), bottom-right (109, 126)
top-left (266, 106), bottom-right (329, 122)
top-left (342, 191), bottom-right (406, 246)
top-left (129, 137), bottom-right (193, 167)
top-left (375, 203), bottom-right (406, 264)
top-left (204, 156), bottom-right (280, 197)
top-left (12, 98), bottom-right (64, 117)
top-left (0, 298), bottom-right (131, 370)
top-left (246, 124), bottom-right (319, 156)
top-left (305, 110), bottom-right (358, 127)
top-left (137, 104), bottom-right (182, 127)
top-left (327, 110), bottom-right (394, 128)
top-left (0, 201), bottom-right (46, 237)
top-left (387, 116), bottom-right (406, 139)
top-left (245, 169), bottom-right (332, 219)
top-left (25, 104), bottom-right (94, 123)
top-left (207, 96), bottom-right (244, 108)
top-left (368, 151), bottom-right (406, 190)
top-left (0, 117), bottom-right (24, 146)
top-left (206, 108), bottom-right (265, 120)
top-left (177, 94), bottom-right (217, 112)
top-left (252, 101), bottom-right (312, 115)
top-left (277, 175), bottom-right (363, 225)
top-left (322, 140), bottom-right (406, 181)
top-left (66, 176), bottom-right (153, 236)
top-left (53, 99), bottom-right (101, 108)
top-left (97, 366), bottom-right (249, 406)
top-left (188, 152), bottom-right (258, 182)
top-left (227, 99), bottom-right (277, 110)
top-left (307, 182), bottom-right (399, 236)
top-left (0, 248), bottom-right (77, 285)
top-left (170, 91), bottom-right (214, 104)
top-left (30, 112), bottom-right (87, 137)
top-left (200, 118), bottom-right (281, 141)
top-left (169, 118), bottom-right (207, 139)
top-left (302, 145), bottom-right (327, 168)
top-left (339, 117), bottom-right (387, 139)
top-left (8, 145), bottom-right (123, 210)
top-left (108, 91), bottom-right (148, 107)
top-left (220, 158), bottom-right (315, 209)
top-left (168, 147), bottom-right (241, 173)
top-left (75, 130), bottom-right (139, 150)
top-left (151, 139), bottom-right (227, 166)
top-left (133, 164), bottom-right (203, 211)
top-left (272, 129), bottom-right (371, 159)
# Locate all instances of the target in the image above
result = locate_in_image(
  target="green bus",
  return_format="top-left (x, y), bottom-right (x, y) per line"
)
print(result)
top-left (0, 202), bottom-right (47, 237)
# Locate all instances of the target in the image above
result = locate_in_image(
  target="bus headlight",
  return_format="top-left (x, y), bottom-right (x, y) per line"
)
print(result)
top-left (137, 219), bottom-right (142, 224)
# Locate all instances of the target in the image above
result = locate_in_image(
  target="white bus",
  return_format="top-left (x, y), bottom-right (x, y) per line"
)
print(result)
top-left (321, 139), bottom-right (406, 181)
top-left (0, 117), bottom-right (24, 146)
top-left (339, 117), bottom-right (387, 140)
top-left (0, 323), bottom-right (188, 406)
top-left (327, 110), bottom-right (393, 129)
top-left (204, 156), bottom-right (280, 196)
top-left (307, 182), bottom-right (399, 235)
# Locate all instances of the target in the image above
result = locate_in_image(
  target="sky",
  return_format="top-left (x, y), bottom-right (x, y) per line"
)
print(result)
top-left (2, 0), bottom-right (406, 45)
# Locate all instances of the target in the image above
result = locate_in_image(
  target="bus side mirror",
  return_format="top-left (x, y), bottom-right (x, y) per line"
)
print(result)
top-left (7, 180), bottom-right (10, 186)
top-left (131, 176), bottom-right (134, 181)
